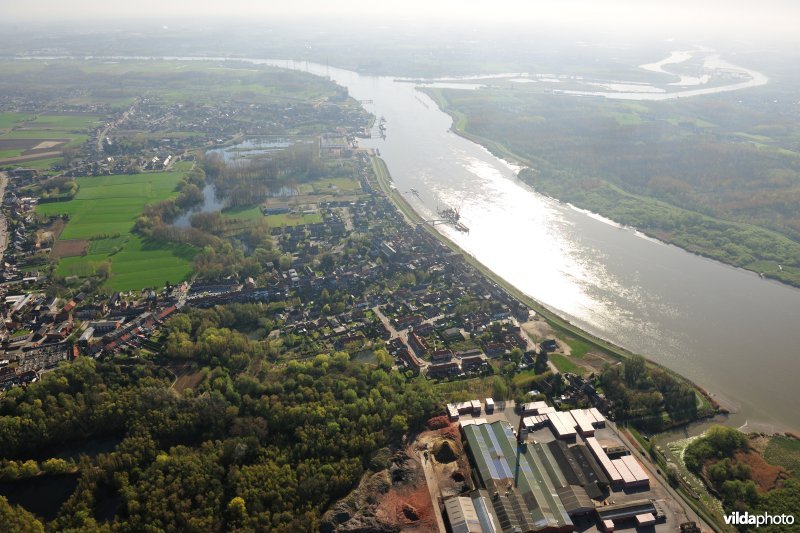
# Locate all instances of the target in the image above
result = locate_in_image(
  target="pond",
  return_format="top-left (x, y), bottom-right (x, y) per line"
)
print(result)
top-left (171, 182), bottom-right (226, 228)
top-left (206, 137), bottom-right (300, 163)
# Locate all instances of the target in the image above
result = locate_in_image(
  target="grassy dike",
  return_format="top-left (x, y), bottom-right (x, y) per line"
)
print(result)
top-left (370, 154), bottom-right (721, 409)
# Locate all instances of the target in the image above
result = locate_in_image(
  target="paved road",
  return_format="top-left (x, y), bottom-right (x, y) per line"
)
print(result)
top-left (96, 100), bottom-right (138, 153)
top-left (372, 305), bottom-right (409, 346)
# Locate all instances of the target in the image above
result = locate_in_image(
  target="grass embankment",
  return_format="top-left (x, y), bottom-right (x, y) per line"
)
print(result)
top-left (37, 166), bottom-right (197, 290)
top-left (371, 154), bottom-right (717, 404)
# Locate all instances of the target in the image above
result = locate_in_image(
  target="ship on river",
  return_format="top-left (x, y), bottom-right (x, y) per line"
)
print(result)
top-left (438, 204), bottom-right (469, 233)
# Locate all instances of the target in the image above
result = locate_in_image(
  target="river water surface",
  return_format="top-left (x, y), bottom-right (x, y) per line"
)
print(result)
top-left (256, 59), bottom-right (800, 434)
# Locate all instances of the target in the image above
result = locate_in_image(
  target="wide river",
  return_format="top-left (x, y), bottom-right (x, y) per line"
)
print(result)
top-left (158, 56), bottom-right (800, 433)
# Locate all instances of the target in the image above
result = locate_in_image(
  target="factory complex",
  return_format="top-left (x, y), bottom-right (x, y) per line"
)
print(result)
top-left (441, 399), bottom-right (675, 533)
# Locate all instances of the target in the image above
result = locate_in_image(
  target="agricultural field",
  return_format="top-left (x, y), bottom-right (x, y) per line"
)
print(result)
top-left (0, 112), bottom-right (35, 130)
top-left (0, 112), bottom-right (101, 165)
top-left (37, 168), bottom-right (188, 239)
top-left (57, 235), bottom-right (195, 291)
top-left (0, 59), bottom-right (341, 107)
top-left (39, 166), bottom-right (197, 290)
top-left (51, 239), bottom-right (89, 259)
top-left (88, 236), bottom-right (129, 254)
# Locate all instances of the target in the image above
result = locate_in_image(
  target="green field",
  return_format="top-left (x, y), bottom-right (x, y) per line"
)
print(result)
top-left (37, 171), bottom-right (187, 239)
top-left (764, 436), bottom-right (800, 476)
top-left (606, 111), bottom-right (643, 126)
top-left (58, 235), bottom-right (195, 291)
top-left (297, 176), bottom-right (362, 194)
top-left (561, 336), bottom-right (591, 358)
top-left (13, 157), bottom-right (63, 171)
top-left (0, 113), bottom-right (101, 162)
top-left (27, 114), bottom-right (102, 130)
top-left (549, 353), bottom-right (581, 374)
top-left (103, 236), bottom-right (195, 291)
top-left (41, 169), bottom-right (197, 290)
top-left (221, 205), bottom-right (264, 220)
top-left (0, 112), bottom-right (35, 129)
top-left (88, 236), bottom-right (129, 254)
top-left (265, 212), bottom-right (322, 227)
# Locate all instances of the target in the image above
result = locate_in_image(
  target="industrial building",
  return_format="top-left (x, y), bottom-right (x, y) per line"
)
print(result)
top-left (452, 404), bottom-right (657, 533)
top-left (545, 441), bottom-right (610, 500)
top-left (585, 437), bottom-right (649, 489)
top-left (447, 399), bottom-right (483, 420)
top-left (585, 437), bottom-right (625, 487)
top-left (444, 495), bottom-right (483, 533)
top-left (596, 500), bottom-right (664, 531)
top-left (517, 403), bottom-right (606, 441)
top-left (463, 421), bottom-right (582, 532)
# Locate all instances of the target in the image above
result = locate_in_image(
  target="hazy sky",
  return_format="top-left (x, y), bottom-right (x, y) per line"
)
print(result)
top-left (5, 0), bottom-right (800, 42)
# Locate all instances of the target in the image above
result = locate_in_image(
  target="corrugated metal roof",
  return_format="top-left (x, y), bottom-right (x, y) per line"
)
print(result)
top-left (586, 437), bottom-right (623, 484)
top-left (620, 455), bottom-right (649, 485)
top-left (470, 490), bottom-right (501, 533)
top-left (443, 496), bottom-right (482, 533)
top-left (463, 422), bottom-right (574, 530)
top-left (612, 457), bottom-right (636, 485)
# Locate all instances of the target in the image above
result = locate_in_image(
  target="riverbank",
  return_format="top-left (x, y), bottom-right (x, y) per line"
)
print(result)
top-left (422, 88), bottom-right (800, 290)
top-left (370, 150), bottom-right (790, 531)
top-left (370, 153), bottom-right (722, 418)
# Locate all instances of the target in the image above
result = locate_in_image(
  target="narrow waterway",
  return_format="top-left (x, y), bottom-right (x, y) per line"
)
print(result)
top-left (258, 59), bottom-right (800, 434)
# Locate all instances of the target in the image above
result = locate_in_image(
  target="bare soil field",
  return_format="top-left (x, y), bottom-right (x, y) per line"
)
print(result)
top-left (32, 141), bottom-right (64, 150)
top-left (0, 137), bottom-right (68, 151)
top-left (321, 421), bottom-right (474, 532)
top-left (0, 138), bottom-right (68, 163)
top-left (414, 424), bottom-right (472, 500)
top-left (51, 239), bottom-right (89, 259)
top-left (375, 453), bottom-right (437, 532)
top-left (521, 317), bottom-right (555, 341)
top-left (0, 138), bottom-right (45, 150)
